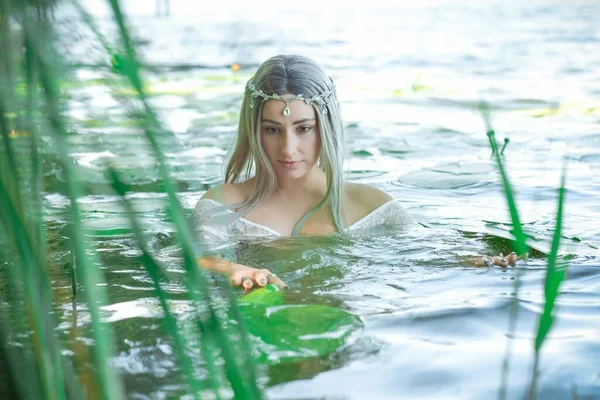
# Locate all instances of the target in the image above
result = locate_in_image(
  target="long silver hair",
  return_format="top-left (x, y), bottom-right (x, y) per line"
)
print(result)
top-left (221, 55), bottom-right (347, 235)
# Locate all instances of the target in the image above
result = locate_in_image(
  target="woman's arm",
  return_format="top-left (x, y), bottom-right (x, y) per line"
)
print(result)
top-left (197, 255), bottom-right (287, 290)
top-left (195, 187), bottom-right (286, 289)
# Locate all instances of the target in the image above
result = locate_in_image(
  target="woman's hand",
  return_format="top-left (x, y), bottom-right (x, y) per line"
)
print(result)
top-left (475, 252), bottom-right (519, 267)
top-left (229, 264), bottom-right (287, 291)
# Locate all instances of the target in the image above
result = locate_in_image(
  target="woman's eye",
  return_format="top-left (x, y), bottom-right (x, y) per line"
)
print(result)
top-left (297, 126), bottom-right (312, 134)
top-left (265, 127), bottom-right (279, 134)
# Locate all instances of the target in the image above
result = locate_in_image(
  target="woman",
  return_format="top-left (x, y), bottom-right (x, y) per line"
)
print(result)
top-left (194, 55), bottom-right (515, 289)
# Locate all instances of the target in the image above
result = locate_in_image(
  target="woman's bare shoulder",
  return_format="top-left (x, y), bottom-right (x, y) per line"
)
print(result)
top-left (201, 179), bottom-right (255, 205)
top-left (344, 182), bottom-right (393, 215)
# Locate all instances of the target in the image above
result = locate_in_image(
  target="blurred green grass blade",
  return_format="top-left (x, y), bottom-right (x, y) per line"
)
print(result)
top-left (79, 0), bottom-right (229, 391)
top-left (479, 102), bottom-right (529, 256)
top-left (0, 314), bottom-right (41, 399)
top-left (0, 113), bottom-right (66, 400)
top-left (3, 4), bottom-right (111, 400)
top-left (23, 14), bottom-right (88, 397)
top-left (23, 20), bottom-right (46, 258)
top-left (107, 0), bottom-right (144, 93)
top-left (0, 101), bottom-right (22, 207)
top-left (71, 1), bottom-right (117, 57)
top-left (535, 167), bottom-right (568, 351)
top-left (25, 25), bottom-right (126, 400)
top-left (107, 166), bottom-right (203, 399)
top-left (79, 0), bottom-right (229, 392)
top-left (104, 1), bottom-right (262, 397)
top-left (1, 11), bottom-right (46, 398)
top-left (0, 257), bottom-right (44, 398)
top-left (0, 9), bottom-right (21, 186)
top-left (0, 177), bottom-right (67, 400)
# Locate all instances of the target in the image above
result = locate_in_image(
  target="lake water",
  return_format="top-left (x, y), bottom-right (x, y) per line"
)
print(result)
top-left (42, 0), bottom-right (600, 398)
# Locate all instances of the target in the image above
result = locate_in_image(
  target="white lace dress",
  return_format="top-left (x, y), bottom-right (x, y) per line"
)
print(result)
top-left (193, 198), bottom-right (416, 241)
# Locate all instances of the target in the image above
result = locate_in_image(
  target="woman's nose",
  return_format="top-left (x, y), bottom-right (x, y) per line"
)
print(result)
top-left (281, 131), bottom-right (297, 156)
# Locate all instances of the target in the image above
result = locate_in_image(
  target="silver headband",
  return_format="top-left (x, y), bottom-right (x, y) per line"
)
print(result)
top-left (245, 77), bottom-right (337, 116)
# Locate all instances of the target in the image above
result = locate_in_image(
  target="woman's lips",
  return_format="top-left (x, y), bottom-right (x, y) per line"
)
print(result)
top-left (279, 160), bottom-right (302, 169)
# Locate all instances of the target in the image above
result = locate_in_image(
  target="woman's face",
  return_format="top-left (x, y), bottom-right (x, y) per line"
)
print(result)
top-left (260, 96), bottom-right (321, 182)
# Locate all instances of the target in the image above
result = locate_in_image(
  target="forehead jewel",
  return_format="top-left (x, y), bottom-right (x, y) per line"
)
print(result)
top-left (245, 77), bottom-right (337, 116)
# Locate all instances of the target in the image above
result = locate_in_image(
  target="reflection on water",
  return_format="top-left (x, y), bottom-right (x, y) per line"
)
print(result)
top-left (33, 0), bottom-right (600, 398)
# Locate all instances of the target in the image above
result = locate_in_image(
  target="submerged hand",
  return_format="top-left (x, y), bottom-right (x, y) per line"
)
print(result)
top-left (476, 252), bottom-right (519, 267)
top-left (229, 264), bottom-right (287, 291)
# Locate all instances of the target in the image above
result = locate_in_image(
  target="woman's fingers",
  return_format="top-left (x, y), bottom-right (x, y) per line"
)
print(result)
top-left (266, 272), bottom-right (288, 289)
top-left (489, 252), bottom-right (519, 267)
top-left (230, 267), bottom-right (287, 290)
top-left (252, 268), bottom-right (288, 288)
top-left (241, 276), bottom-right (254, 290)
top-left (472, 252), bottom-right (520, 268)
top-left (506, 252), bottom-right (518, 266)
top-left (491, 256), bottom-right (508, 267)
top-left (230, 275), bottom-right (242, 287)
top-left (253, 269), bottom-right (271, 287)
top-left (230, 271), bottom-right (254, 289)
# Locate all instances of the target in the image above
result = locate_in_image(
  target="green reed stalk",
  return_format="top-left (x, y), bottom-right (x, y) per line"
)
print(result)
top-left (479, 102), bottom-right (528, 400)
top-left (0, 20), bottom-right (43, 399)
top-left (480, 103), bottom-right (528, 255)
top-left (0, 9), bottom-right (69, 398)
top-left (23, 16), bottom-right (46, 261)
top-left (528, 166), bottom-right (568, 400)
top-left (0, 182), bottom-right (48, 399)
top-left (103, 1), bottom-right (262, 397)
top-left (0, 317), bottom-right (26, 399)
top-left (71, 1), bottom-right (118, 60)
top-left (21, 14), bottom-right (86, 398)
top-left (1, 3), bottom-right (120, 399)
top-left (0, 2), bottom-right (21, 203)
top-left (0, 155), bottom-right (68, 400)
top-left (108, 166), bottom-right (203, 398)
top-left (24, 19), bottom-right (126, 400)
top-left (481, 103), bottom-right (570, 400)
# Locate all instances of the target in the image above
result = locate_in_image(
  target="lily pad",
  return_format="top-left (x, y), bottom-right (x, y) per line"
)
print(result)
top-left (239, 285), bottom-right (363, 364)
top-left (242, 283), bottom-right (285, 307)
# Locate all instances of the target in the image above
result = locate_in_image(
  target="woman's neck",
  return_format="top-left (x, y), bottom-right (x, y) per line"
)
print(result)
top-left (273, 166), bottom-right (327, 200)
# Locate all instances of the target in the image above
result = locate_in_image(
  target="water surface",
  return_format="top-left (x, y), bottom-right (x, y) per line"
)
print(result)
top-left (42, 0), bottom-right (600, 398)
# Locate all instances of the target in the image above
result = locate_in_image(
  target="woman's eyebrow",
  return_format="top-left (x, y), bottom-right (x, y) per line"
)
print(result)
top-left (293, 118), bottom-right (315, 125)
top-left (262, 119), bottom-right (281, 126)
top-left (262, 118), bottom-right (316, 125)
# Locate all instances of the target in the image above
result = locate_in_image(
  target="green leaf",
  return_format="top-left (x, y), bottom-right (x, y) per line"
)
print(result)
top-left (241, 303), bottom-right (363, 364)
